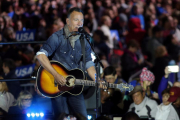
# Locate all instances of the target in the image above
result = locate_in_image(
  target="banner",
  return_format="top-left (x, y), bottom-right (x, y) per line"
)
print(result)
top-left (15, 64), bottom-right (35, 78)
top-left (16, 29), bottom-right (36, 41)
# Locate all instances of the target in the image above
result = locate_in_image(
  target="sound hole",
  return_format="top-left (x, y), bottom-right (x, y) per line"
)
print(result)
top-left (66, 75), bottom-right (75, 87)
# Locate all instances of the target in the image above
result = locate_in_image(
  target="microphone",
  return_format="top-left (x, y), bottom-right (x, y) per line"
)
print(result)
top-left (78, 27), bottom-right (92, 39)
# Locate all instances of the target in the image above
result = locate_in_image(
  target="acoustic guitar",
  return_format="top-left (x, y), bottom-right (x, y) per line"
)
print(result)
top-left (36, 61), bottom-right (134, 98)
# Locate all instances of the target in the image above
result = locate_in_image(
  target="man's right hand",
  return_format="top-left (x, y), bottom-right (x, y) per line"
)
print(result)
top-left (54, 73), bottom-right (66, 86)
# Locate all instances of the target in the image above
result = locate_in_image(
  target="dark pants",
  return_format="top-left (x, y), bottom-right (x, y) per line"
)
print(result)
top-left (51, 93), bottom-right (87, 120)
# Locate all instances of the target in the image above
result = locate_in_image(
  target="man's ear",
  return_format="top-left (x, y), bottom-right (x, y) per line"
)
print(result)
top-left (114, 74), bottom-right (117, 79)
top-left (142, 91), bottom-right (146, 97)
top-left (66, 18), bottom-right (69, 25)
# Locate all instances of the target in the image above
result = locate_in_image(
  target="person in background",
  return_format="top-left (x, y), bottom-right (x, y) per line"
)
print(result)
top-left (168, 87), bottom-right (180, 118)
top-left (8, 91), bottom-right (34, 116)
top-left (2, 58), bottom-right (21, 99)
top-left (100, 15), bottom-right (113, 50)
top-left (0, 79), bottom-right (15, 119)
top-left (121, 40), bottom-right (143, 82)
top-left (129, 67), bottom-right (157, 99)
top-left (100, 66), bottom-right (124, 115)
top-left (158, 66), bottom-right (174, 102)
top-left (155, 88), bottom-right (179, 120)
top-left (128, 85), bottom-right (158, 119)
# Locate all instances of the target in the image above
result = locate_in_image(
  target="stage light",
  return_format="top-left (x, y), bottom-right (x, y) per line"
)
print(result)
top-left (31, 113), bottom-right (35, 117)
top-left (40, 112), bottom-right (44, 117)
top-left (36, 113), bottom-right (40, 117)
top-left (87, 115), bottom-right (92, 120)
top-left (27, 113), bottom-right (30, 117)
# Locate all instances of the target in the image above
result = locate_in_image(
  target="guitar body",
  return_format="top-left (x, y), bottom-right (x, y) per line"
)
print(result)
top-left (36, 61), bottom-right (84, 98)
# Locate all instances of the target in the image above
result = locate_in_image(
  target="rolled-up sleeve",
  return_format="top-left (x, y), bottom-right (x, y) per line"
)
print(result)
top-left (86, 61), bottom-right (95, 69)
top-left (38, 33), bottom-right (61, 57)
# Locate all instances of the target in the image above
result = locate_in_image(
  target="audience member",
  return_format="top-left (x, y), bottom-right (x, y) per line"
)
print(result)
top-left (155, 88), bottom-right (179, 120)
top-left (2, 58), bottom-right (21, 99)
top-left (100, 15), bottom-right (113, 50)
top-left (8, 91), bottom-right (34, 115)
top-left (0, 79), bottom-right (15, 117)
top-left (152, 45), bottom-right (171, 92)
top-left (146, 25), bottom-right (163, 64)
top-left (121, 40), bottom-right (143, 82)
top-left (100, 66), bottom-right (124, 115)
top-left (128, 85), bottom-right (158, 119)
top-left (168, 87), bottom-right (180, 118)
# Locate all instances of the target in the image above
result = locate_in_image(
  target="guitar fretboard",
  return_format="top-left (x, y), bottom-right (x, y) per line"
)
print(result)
top-left (75, 79), bottom-right (117, 88)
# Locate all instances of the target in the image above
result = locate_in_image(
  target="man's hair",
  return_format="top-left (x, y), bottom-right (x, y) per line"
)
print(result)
top-left (127, 40), bottom-right (139, 49)
top-left (3, 58), bottom-right (15, 71)
top-left (67, 7), bottom-right (83, 18)
top-left (104, 66), bottom-right (116, 76)
top-left (161, 88), bottom-right (170, 96)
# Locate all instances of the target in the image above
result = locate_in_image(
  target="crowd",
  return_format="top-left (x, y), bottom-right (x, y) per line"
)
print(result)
top-left (0, 0), bottom-right (180, 120)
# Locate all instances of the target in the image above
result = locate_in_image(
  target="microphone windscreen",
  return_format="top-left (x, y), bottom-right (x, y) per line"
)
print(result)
top-left (78, 27), bottom-right (84, 33)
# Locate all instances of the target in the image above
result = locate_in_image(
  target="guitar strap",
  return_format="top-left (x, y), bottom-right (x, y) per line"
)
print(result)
top-left (80, 37), bottom-right (86, 78)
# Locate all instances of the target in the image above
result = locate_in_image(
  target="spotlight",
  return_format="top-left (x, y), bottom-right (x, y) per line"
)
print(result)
top-left (36, 113), bottom-right (40, 117)
top-left (31, 113), bottom-right (35, 117)
top-left (87, 115), bottom-right (92, 120)
top-left (40, 112), bottom-right (44, 117)
top-left (27, 113), bottom-right (30, 117)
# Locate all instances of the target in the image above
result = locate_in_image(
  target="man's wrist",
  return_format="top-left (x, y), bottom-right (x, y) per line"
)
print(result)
top-left (164, 74), bottom-right (169, 78)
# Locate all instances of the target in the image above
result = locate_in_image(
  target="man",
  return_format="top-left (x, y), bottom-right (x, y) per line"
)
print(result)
top-left (121, 40), bottom-right (143, 82)
top-left (146, 25), bottom-right (163, 64)
top-left (128, 85), bottom-right (158, 119)
top-left (36, 7), bottom-right (100, 119)
top-left (168, 87), bottom-right (180, 118)
top-left (100, 66), bottom-right (125, 115)
top-left (2, 58), bottom-right (21, 99)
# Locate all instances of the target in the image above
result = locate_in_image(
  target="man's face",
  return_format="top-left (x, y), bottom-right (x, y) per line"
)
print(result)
top-left (104, 74), bottom-right (117, 83)
top-left (66, 11), bottom-right (84, 32)
top-left (162, 93), bottom-right (170, 105)
top-left (132, 91), bottom-right (145, 105)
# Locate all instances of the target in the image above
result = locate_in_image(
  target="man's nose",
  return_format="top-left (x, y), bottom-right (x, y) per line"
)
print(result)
top-left (78, 21), bottom-right (83, 27)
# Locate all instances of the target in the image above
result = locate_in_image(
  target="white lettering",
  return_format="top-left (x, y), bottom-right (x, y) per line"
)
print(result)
top-left (23, 33), bottom-right (28, 41)
top-left (28, 32), bottom-right (34, 40)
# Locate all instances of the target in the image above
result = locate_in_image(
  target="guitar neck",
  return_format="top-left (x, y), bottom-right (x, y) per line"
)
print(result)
top-left (75, 79), bottom-right (117, 88)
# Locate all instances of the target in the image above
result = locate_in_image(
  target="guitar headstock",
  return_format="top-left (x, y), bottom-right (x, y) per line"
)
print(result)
top-left (117, 83), bottom-right (134, 92)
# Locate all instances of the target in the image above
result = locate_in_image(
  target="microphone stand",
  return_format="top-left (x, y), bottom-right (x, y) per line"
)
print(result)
top-left (80, 33), bottom-right (104, 118)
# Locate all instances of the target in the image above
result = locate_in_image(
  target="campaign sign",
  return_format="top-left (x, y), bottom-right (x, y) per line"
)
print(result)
top-left (110, 30), bottom-right (120, 41)
top-left (15, 64), bottom-right (35, 78)
top-left (16, 29), bottom-right (36, 41)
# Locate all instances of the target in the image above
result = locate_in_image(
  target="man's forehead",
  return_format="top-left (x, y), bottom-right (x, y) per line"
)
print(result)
top-left (69, 11), bottom-right (84, 18)
top-left (133, 91), bottom-right (142, 96)
top-left (105, 74), bottom-right (114, 78)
